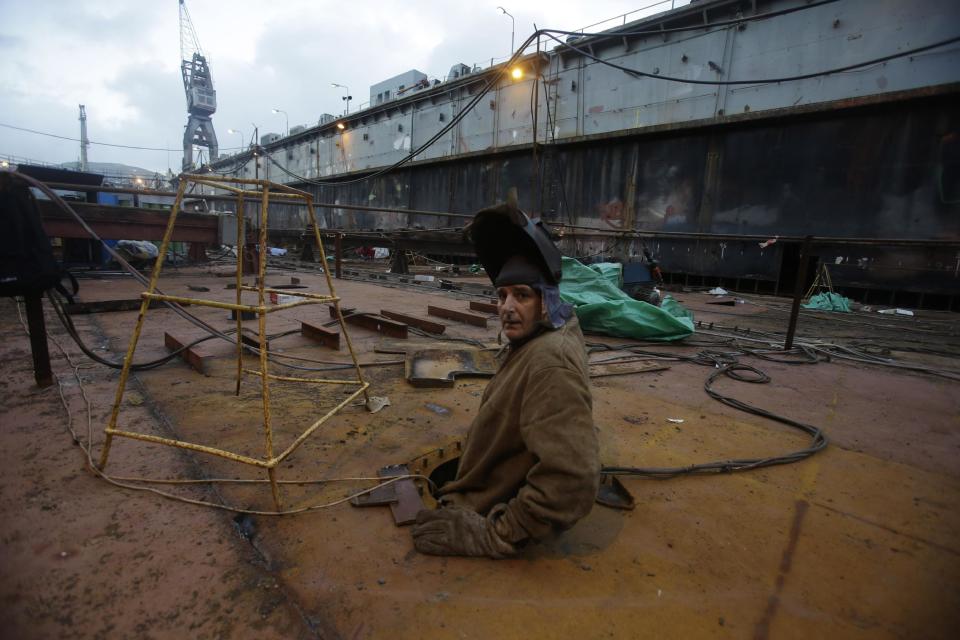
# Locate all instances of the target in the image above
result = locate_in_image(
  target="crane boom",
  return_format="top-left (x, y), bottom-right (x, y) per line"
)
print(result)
top-left (179, 0), bottom-right (218, 171)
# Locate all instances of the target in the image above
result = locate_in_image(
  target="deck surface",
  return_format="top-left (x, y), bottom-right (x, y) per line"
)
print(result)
top-left (1, 264), bottom-right (957, 639)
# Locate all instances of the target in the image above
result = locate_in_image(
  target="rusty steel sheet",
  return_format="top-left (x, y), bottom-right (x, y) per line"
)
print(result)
top-left (405, 349), bottom-right (498, 388)
top-left (377, 464), bottom-right (424, 526)
top-left (163, 332), bottom-right (214, 376)
top-left (426, 305), bottom-right (488, 328)
top-left (380, 309), bottom-right (446, 334)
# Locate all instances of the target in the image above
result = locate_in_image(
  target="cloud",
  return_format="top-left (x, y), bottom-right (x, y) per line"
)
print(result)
top-left (0, 0), bottom-right (687, 172)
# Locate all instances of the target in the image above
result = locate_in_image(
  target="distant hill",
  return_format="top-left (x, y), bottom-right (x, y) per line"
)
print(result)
top-left (59, 161), bottom-right (168, 180)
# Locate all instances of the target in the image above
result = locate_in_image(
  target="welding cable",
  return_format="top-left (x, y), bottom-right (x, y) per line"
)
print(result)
top-left (17, 172), bottom-right (393, 374)
top-left (543, 30), bottom-right (960, 87)
top-left (21, 309), bottom-right (437, 515)
top-left (259, 31), bottom-right (543, 188)
top-left (601, 362), bottom-right (827, 478)
top-left (44, 292), bottom-right (403, 373)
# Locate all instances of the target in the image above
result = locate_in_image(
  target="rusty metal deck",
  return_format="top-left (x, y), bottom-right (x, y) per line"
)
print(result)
top-left (1, 267), bottom-right (957, 638)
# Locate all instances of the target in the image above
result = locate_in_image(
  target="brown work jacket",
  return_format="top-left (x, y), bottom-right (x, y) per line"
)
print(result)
top-left (439, 316), bottom-right (600, 544)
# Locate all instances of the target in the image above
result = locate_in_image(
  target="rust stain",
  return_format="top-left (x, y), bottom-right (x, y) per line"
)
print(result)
top-left (754, 499), bottom-right (809, 640)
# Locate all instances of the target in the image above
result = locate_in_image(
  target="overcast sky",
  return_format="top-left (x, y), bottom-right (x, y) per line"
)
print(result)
top-left (0, 1), bottom-right (691, 174)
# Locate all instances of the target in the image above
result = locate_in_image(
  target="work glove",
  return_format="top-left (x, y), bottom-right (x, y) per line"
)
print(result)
top-left (411, 506), bottom-right (517, 559)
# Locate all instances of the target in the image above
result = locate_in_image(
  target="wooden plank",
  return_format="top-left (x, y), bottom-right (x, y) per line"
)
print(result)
top-left (345, 313), bottom-right (408, 339)
top-left (381, 309), bottom-right (446, 335)
top-left (300, 320), bottom-right (341, 350)
top-left (164, 332), bottom-right (214, 376)
top-left (469, 300), bottom-right (498, 314)
top-left (427, 305), bottom-right (488, 328)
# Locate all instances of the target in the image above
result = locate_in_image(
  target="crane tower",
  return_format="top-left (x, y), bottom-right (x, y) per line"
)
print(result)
top-left (179, 0), bottom-right (218, 170)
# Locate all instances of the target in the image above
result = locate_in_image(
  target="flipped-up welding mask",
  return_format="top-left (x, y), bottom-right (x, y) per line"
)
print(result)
top-left (466, 204), bottom-right (573, 329)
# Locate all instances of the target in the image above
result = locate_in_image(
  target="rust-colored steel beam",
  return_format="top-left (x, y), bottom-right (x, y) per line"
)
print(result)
top-left (344, 313), bottom-right (409, 339)
top-left (300, 320), bottom-right (341, 350)
top-left (164, 332), bottom-right (215, 376)
top-left (36, 200), bottom-right (218, 243)
top-left (240, 328), bottom-right (269, 351)
top-left (427, 305), bottom-right (488, 328)
top-left (468, 301), bottom-right (498, 314)
top-left (381, 309), bottom-right (446, 335)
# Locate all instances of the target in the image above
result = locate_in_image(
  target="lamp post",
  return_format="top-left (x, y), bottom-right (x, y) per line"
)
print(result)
top-left (332, 83), bottom-right (352, 115)
top-left (227, 128), bottom-right (245, 153)
top-left (271, 108), bottom-right (289, 136)
top-left (498, 6), bottom-right (515, 55)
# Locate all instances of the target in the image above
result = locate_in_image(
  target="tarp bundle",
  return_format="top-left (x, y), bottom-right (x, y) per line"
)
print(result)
top-left (559, 257), bottom-right (694, 341)
top-left (802, 292), bottom-right (852, 312)
top-left (587, 262), bottom-right (623, 289)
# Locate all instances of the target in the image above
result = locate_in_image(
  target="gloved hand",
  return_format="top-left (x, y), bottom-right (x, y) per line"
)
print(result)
top-left (411, 506), bottom-right (516, 558)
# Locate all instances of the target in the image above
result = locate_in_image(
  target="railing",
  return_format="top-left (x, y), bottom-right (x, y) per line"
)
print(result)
top-left (573, 0), bottom-right (688, 35)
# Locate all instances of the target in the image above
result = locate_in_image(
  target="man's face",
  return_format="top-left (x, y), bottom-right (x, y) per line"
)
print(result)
top-left (496, 284), bottom-right (542, 342)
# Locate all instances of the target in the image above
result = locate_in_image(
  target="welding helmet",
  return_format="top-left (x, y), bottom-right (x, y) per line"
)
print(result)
top-left (464, 203), bottom-right (563, 287)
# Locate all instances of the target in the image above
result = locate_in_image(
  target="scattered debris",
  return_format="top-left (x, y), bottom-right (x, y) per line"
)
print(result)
top-left (878, 308), bottom-right (914, 316)
top-left (424, 402), bottom-right (451, 416)
top-left (366, 396), bottom-right (391, 414)
top-left (707, 287), bottom-right (729, 295)
top-left (187, 284), bottom-right (210, 292)
top-left (588, 362), bottom-right (670, 378)
top-left (667, 418), bottom-right (685, 424)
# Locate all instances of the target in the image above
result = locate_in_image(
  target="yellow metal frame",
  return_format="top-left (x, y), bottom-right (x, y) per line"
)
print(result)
top-left (99, 175), bottom-right (370, 509)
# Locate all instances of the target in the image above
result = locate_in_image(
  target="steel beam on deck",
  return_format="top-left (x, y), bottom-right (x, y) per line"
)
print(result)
top-left (300, 320), bottom-right (341, 350)
top-left (427, 305), bottom-right (488, 328)
top-left (164, 332), bottom-right (215, 375)
top-left (469, 301), bottom-right (498, 314)
top-left (37, 200), bottom-right (219, 243)
top-left (380, 310), bottom-right (446, 335)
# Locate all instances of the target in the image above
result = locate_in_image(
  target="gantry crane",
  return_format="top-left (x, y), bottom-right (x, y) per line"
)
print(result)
top-left (179, 0), bottom-right (218, 170)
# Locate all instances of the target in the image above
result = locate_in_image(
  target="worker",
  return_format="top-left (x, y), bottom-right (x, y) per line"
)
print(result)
top-left (412, 203), bottom-right (599, 558)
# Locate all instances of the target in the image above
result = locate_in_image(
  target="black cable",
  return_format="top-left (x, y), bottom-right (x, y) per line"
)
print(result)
top-left (544, 30), bottom-right (960, 86)
top-left (258, 31), bottom-right (543, 188)
top-left (601, 359), bottom-right (827, 478)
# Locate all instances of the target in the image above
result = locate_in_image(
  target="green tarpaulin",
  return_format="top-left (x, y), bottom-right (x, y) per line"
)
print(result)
top-left (802, 292), bottom-right (852, 312)
top-left (587, 262), bottom-right (623, 289)
top-left (559, 257), bottom-right (694, 341)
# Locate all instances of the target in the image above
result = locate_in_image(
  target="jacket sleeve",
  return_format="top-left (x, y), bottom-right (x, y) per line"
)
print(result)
top-left (492, 363), bottom-right (600, 544)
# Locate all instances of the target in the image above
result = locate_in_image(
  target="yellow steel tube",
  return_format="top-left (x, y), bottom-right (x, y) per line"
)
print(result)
top-left (141, 292), bottom-right (260, 312)
top-left (256, 185), bottom-right (281, 509)
top-left (105, 428), bottom-right (271, 467)
top-left (307, 199), bottom-right (369, 401)
top-left (241, 369), bottom-right (367, 385)
top-left (240, 285), bottom-right (338, 301)
top-left (273, 383), bottom-right (370, 463)
top-left (235, 193), bottom-right (246, 396)
top-left (100, 179), bottom-right (190, 469)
